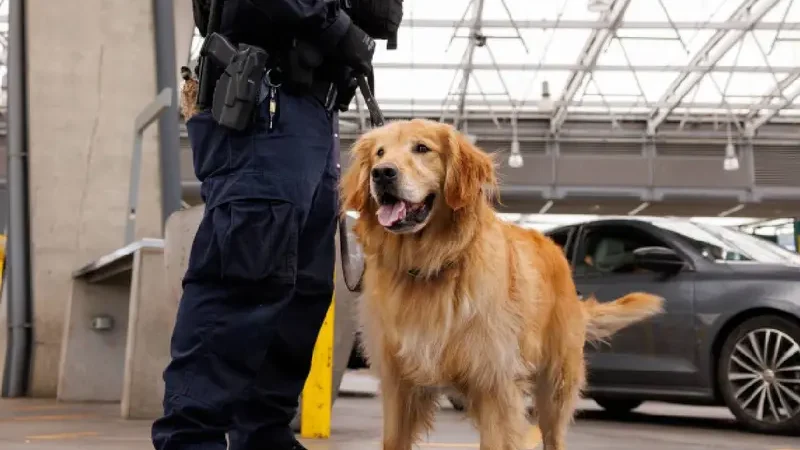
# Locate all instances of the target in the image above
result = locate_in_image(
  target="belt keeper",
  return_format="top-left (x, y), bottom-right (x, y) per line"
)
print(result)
top-left (325, 83), bottom-right (337, 111)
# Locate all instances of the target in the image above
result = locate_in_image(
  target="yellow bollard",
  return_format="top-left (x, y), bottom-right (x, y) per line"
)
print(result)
top-left (300, 291), bottom-right (335, 439)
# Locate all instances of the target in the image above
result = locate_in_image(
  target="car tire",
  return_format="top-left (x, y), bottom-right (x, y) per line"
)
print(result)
top-left (717, 315), bottom-right (800, 435)
top-left (447, 394), bottom-right (466, 411)
top-left (593, 397), bottom-right (643, 415)
top-left (348, 332), bottom-right (370, 369)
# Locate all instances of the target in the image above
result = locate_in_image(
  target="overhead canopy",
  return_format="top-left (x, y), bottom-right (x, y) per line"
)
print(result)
top-left (188, 0), bottom-right (800, 133)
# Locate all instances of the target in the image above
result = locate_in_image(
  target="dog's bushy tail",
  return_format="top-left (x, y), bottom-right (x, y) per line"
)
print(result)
top-left (582, 292), bottom-right (663, 342)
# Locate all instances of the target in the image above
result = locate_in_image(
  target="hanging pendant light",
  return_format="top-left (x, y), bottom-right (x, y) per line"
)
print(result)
top-left (587, 0), bottom-right (613, 13)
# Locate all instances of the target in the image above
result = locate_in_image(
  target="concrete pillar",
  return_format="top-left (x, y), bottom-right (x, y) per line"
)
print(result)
top-left (26, 0), bottom-right (164, 397)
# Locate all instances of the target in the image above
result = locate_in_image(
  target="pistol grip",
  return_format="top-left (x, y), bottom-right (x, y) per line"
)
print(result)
top-left (201, 32), bottom-right (238, 69)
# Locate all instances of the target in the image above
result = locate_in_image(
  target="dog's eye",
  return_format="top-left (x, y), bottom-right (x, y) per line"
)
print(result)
top-left (413, 144), bottom-right (430, 154)
top-left (376, 147), bottom-right (384, 157)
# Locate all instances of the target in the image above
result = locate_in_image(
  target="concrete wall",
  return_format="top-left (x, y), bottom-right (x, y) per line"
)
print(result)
top-left (21, 0), bottom-right (196, 397)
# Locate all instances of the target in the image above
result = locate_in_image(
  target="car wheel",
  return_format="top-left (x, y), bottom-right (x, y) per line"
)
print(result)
top-left (593, 397), bottom-right (643, 415)
top-left (447, 394), bottom-right (466, 411)
top-left (717, 315), bottom-right (800, 434)
top-left (348, 333), bottom-right (369, 369)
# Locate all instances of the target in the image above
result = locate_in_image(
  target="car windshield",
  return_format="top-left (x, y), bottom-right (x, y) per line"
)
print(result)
top-left (649, 220), bottom-right (800, 265)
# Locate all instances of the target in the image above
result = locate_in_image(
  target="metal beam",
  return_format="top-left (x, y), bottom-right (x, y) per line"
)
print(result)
top-left (549, 0), bottom-right (631, 133)
top-left (745, 81), bottom-right (800, 134)
top-left (372, 62), bottom-right (797, 73)
top-left (342, 97), bottom-right (800, 111)
top-left (453, 0), bottom-right (486, 130)
top-left (395, 19), bottom-right (800, 31)
top-left (646, 0), bottom-right (782, 135)
top-left (744, 72), bottom-right (800, 121)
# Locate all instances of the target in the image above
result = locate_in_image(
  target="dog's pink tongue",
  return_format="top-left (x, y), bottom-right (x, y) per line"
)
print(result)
top-left (377, 202), bottom-right (407, 227)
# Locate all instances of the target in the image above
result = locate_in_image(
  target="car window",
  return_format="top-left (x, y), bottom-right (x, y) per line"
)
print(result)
top-left (650, 220), bottom-right (800, 265)
top-left (575, 224), bottom-right (675, 276)
top-left (547, 227), bottom-right (573, 255)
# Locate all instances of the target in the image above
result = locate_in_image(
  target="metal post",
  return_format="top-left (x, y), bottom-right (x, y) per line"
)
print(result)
top-left (794, 219), bottom-right (800, 254)
top-left (152, 0), bottom-right (183, 231)
top-left (2, 0), bottom-right (33, 398)
top-left (125, 89), bottom-right (173, 245)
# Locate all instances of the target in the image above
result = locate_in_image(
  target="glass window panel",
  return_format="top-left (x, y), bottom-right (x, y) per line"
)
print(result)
top-left (616, 29), bottom-right (684, 39)
top-left (677, 30), bottom-right (719, 61)
top-left (373, 28), bottom-right (468, 65)
top-left (537, 30), bottom-right (594, 64)
top-left (763, 0), bottom-right (800, 21)
top-left (181, 0), bottom-right (800, 122)
top-left (762, 38), bottom-right (800, 68)
top-left (598, 37), bottom-right (691, 67)
top-left (633, 72), bottom-right (686, 103)
top-left (406, 0), bottom-right (473, 20)
top-left (371, 68), bottom-right (455, 102)
top-left (470, 36), bottom-right (538, 66)
top-left (722, 73), bottom-right (792, 97)
top-left (540, 0), bottom-right (603, 20)
top-left (483, 0), bottom-right (582, 20)
top-left (587, 71), bottom-right (646, 97)
top-left (690, 75), bottom-right (724, 103)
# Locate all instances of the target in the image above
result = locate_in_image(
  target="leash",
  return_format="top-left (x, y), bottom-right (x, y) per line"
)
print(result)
top-left (356, 75), bottom-right (384, 127)
top-left (339, 74), bottom-right (384, 292)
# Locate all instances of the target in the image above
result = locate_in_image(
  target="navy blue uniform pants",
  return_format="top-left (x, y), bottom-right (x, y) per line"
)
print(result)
top-left (152, 90), bottom-right (339, 450)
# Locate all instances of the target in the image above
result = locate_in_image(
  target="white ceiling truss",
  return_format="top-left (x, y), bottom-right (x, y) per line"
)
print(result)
top-left (44, 0), bottom-right (796, 140)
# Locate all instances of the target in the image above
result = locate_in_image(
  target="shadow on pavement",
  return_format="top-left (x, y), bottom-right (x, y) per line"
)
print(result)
top-left (574, 409), bottom-right (742, 433)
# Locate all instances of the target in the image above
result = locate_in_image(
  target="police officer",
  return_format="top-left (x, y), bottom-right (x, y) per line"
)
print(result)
top-left (151, 1), bottom-right (382, 449)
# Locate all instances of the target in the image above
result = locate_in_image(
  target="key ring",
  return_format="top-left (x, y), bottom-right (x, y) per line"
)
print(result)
top-left (265, 68), bottom-right (282, 88)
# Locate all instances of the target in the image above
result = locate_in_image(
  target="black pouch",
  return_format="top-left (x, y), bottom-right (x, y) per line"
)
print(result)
top-left (281, 39), bottom-right (325, 94)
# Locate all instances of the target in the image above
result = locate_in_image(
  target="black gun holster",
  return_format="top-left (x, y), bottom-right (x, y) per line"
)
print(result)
top-left (201, 33), bottom-right (269, 131)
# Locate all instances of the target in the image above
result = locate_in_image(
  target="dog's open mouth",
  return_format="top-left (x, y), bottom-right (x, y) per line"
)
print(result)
top-left (376, 193), bottom-right (436, 230)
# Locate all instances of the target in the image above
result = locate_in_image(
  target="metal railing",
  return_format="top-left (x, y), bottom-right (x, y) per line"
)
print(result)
top-left (124, 87), bottom-right (173, 245)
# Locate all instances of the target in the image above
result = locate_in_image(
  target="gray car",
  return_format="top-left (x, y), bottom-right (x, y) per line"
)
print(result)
top-left (541, 217), bottom-right (800, 434)
top-left (344, 216), bottom-right (800, 434)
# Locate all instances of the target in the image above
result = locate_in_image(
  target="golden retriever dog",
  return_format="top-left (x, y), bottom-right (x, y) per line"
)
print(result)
top-left (339, 118), bottom-right (664, 450)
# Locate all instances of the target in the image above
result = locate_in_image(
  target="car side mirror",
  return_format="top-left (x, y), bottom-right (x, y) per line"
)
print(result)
top-left (633, 246), bottom-right (685, 274)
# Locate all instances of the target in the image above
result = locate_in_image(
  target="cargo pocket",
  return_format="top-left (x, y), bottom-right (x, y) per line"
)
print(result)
top-left (216, 199), bottom-right (298, 282)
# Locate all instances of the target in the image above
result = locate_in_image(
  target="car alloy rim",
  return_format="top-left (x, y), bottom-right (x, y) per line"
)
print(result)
top-left (727, 328), bottom-right (800, 424)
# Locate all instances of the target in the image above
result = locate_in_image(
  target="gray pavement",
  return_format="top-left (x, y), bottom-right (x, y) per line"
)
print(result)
top-left (0, 372), bottom-right (798, 450)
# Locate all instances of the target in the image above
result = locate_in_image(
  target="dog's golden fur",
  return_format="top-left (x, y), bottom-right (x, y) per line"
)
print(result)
top-left (340, 119), bottom-right (664, 450)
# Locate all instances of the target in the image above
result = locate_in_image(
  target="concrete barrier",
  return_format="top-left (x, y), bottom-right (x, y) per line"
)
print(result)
top-left (49, 204), bottom-right (357, 421)
top-left (58, 238), bottom-right (169, 420)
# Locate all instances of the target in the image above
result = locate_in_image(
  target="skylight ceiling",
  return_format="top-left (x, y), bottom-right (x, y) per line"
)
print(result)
top-left (189, 0), bottom-right (800, 129)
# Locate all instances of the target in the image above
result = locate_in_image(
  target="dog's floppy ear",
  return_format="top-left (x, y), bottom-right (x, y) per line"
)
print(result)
top-left (443, 127), bottom-right (497, 211)
top-left (340, 137), bottom-right (375, 215)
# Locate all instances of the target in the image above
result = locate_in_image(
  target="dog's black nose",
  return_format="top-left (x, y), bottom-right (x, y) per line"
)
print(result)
top-left (371, 164), bottom-right (398, 184)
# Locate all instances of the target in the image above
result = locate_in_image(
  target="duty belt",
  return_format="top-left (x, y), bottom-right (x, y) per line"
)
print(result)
top-left (258, 74), bottom-right (338, 113)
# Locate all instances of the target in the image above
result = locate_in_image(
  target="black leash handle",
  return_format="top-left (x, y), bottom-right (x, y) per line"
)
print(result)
top-left (356, 75), bottom-right (384, 127)
top-left (339, 73), bottom-right (386, 293)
